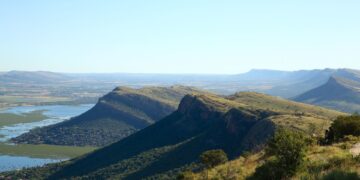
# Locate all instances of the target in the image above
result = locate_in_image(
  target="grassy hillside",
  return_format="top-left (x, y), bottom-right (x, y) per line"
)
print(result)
top-left (192, 140), bottom-right (360, 179)
top-left (230, 92), bottom-right (342, 118)
top-left (1, 92), bottom-right (346, 179)
top-left (12, 86), bottom-right (200, 147)
top-left (295, 76), bottom-right (360, 113)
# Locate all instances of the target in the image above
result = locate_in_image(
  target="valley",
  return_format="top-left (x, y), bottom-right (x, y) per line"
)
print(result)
top-left (0, 69), bottom-right (359, 179)
top-left (2, 2), bottom-right (359, 178)
top-left (1, 90), bottom-right (346, 179)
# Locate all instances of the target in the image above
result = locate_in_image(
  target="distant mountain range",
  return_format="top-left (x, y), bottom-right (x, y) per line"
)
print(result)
top-left (0, 71), bottom-right (72, 84)
top-left (235, 68), bottom-right (359, 97)
top-left (4, 91), bottom-right (343, 179)
top-left (6, 68), bottom-right (360, 149)
top-left (2, 68), bottom-right (360, 112)
top-left (2, 69), bottom-right (358, 179)
top-left (0, 68), bottom-right (357, 95)
top-left (12, 86), bottom-right (200, 146)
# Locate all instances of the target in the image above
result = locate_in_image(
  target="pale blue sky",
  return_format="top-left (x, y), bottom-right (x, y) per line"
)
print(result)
top-left (1, 0), bottom-right (359, 74)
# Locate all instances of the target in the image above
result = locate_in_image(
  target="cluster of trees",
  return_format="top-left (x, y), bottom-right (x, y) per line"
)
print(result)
top-left (324, 114), bottom-right (360, 144)
top-left (12, 119), bottom-right (137, 147)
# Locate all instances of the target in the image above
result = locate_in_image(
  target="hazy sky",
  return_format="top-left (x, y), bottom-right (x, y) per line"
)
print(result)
top-left (1, 1), bottom-right (359, 74)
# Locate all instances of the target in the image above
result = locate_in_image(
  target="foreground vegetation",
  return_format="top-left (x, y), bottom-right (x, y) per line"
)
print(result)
top-left (183, 115), bottom-right (360, 180)
top-left (184, 141), bottom-right (359, 180)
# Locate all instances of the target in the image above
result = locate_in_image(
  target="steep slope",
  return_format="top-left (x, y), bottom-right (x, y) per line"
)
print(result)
top-left (5, 92), bottom-right (345, 179)
top-left (12, 86), bottom-right (200, 146)
top-left (295, 76), bottom-right (360, 113)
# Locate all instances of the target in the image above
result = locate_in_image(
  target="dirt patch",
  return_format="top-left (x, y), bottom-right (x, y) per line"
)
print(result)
top-left (350, 143), bottom-right (360, 157)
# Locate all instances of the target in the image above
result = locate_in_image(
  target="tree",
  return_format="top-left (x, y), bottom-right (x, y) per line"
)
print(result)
top-left (251, 128), bottom-right (308, 179)
top-left (325, 115), bottom-right (360, 143)
top-left (199, 149), bottom-right (228, 169)
top-left (177, 171), bottom-right (196, 180)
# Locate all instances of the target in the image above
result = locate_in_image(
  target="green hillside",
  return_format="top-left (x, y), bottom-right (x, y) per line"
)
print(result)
top-left (2, 92), bottom-right (346, 179)
top-left (191, 139), bottom-right (360, 179)
top-left (12, 86), bottom-right (200, 147)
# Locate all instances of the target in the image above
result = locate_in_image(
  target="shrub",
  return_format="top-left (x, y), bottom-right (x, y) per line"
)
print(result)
top-left (241, 151), bottom-right (251, 158)
top-left (325, 115), bottom-right (360, 143)
top-left (199, 149), bottom-right (228, 169)
top-left (176, 171), bottom-right (196, 180)
top-left (322, 170), bottom-right (360, 180)
top-left (250, 129), bottom-right (308, 179)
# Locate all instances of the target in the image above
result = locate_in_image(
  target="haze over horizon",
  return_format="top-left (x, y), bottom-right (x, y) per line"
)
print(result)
top-left (1, 0), bottom-right (359, 74)
top-left (0, 67), bottom-right (359, 75)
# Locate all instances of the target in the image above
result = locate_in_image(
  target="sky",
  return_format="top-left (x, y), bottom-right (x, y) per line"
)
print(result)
top-left (0, 0), bottom-right (359, 74)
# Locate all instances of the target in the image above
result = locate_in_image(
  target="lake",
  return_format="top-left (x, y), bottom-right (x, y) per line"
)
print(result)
top-left (0, 104), bottom-right (94, 172)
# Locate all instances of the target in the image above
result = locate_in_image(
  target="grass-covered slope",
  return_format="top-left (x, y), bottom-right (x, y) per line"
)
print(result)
top-left (3, 92), bottom-right (345, 179)
top-left (192, 140), bottom-right (360, 179)
top-left (12, 86), bottom-right (199, 147)
top-left (295, 76), bottom-right (360, 113)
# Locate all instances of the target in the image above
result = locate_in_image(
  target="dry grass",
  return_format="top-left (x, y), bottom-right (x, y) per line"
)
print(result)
top-left (229, 92), bottom-right (346, 118)
top-left (270, 115), bottom-right (331, 136)
top-left (194, 142), bottom-right (360, 180)
top-left (194, 151), bottom-right (265, 180)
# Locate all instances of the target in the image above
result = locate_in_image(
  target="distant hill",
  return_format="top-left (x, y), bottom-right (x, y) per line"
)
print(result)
top-left (235, 68), bottom-right (360, 98)
top-left (12, 86), bottom-right (200, 146)
top-left (2, 68), bottom-right (360, 98)
top-left (6, 92), bottom-right (344, 179)
top-left (0, 71), bottom-right (72, 84)
top-left (294, 76), bottom-right (360, 113)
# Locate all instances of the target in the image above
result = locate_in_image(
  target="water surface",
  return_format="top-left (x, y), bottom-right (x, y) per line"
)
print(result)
top-left (0, 104), bottom-right (93, 142)
top-left (0, 155), bottom-right (65, 172)
top-left (0, 104), bottom-right (94, 172)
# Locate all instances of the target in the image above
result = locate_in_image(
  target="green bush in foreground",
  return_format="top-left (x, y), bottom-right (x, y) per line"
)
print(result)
top-left (200, 149), bottom-right (228, 169)
top-left (325, 115), bottom-right (360, 144)
top-left (176, 171), bottom-right (196, 180)
top-left (250, 129), bottom-right (308, 180)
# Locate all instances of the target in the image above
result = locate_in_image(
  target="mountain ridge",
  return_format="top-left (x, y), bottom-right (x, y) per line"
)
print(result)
top-left (6, 91), bottom-right (345, 179)
top-left (12, 86), bottom-right (201, 146)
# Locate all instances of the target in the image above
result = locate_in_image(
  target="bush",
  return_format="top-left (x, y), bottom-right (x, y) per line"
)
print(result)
top-left (199, 149), bottom-right (228, 169)
top-left (325, 115), bottom-right (360, 144)
top-left (176, 171), bottom-right (196, 180)
top-left (322, 170), bottom-right (360, 180)
top-left (250, 129), bottom-right (308, 179)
